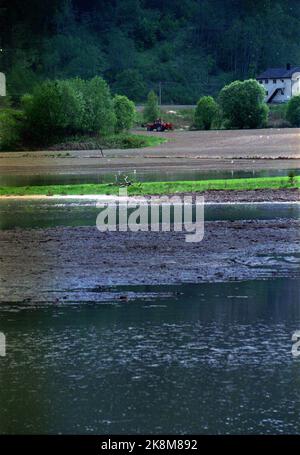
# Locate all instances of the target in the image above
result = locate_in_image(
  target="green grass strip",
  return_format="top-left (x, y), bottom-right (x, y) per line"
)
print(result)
top-left (0, 176), bottom-right (299, 197)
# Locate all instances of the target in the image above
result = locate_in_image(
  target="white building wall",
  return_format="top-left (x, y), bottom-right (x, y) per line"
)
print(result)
top-left (259, 78), bottom-right (290, 103)
top-left (258, 72), bottom-right (300, 103)
top-left (291, 73), bottom-right (300, 97)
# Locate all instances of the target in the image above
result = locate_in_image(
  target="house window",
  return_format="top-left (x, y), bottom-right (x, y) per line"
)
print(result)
top-left (273, 79), bottom-right (277, 84)
top-left (266, 91), bottom-right (268, 96)
top-left (281, 79), bottom-right (284, 83)
top-left (259, 80), bottom-right (263, 84)
top-left (265, 79), bottom-right (269, 84)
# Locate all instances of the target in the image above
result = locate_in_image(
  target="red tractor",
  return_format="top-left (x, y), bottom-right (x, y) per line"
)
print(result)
top-left (146, 118), bottom-right (173, 132)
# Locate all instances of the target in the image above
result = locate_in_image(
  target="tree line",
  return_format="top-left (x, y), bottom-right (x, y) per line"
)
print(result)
top-left (2, 75), bottom-right (300, 151)
top-left (0, 77), bottom-right (136, 150)
top-left (1, 0), bottom-right (300, 103)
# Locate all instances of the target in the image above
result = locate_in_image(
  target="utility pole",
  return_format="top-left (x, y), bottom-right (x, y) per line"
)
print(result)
top-left (158, 81), bottom-right (162, 106)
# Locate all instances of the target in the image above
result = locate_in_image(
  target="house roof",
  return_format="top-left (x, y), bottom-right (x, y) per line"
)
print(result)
top-left (257, 67), bottom-right (300, 79)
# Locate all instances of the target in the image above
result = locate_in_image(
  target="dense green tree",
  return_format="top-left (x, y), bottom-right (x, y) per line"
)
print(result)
top-left (74, 76), bottom-right (116, 135)
top-left (21, 75), bottom-right (116, 145)
top-left (286, 96), bottom-right (300, 126)
top-left (22, 80), bottom-right (83, 144)
top-left (219, 79), bottom-right (268, 129)
top-left (113, 95), bottom-right (136, 132)
top-left (194, 96), bottom-right (218, 130)
top-left (143, 90), bottom-right (160, 122)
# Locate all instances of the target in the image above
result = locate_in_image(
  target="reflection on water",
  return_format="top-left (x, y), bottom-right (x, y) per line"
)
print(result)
top-left (1, 168), bottom-right (300, 187)
top-left (0, 200), bottom-right (299, 230)
top-left (0, 278), bottom-right (299, 434)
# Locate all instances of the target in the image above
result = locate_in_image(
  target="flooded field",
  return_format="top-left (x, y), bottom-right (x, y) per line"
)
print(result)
top-left (0, 278), bottom-right (299, 434)
top-left (1, 129), bottom-right (300, 179)
top-left (0, 199), bottom-right (299, 230)
top-left (0, 128), bottom-right (299, 434)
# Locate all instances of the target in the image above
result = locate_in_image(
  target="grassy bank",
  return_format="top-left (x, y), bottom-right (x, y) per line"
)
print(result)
top-left (0, 176), bottom-right (299, 197)
top-left (268, 104), bottom-right (290, 128)
top-left (47, 133), bottom-right (167, 151)
top-left (0, 127), bottom-right (167, 151)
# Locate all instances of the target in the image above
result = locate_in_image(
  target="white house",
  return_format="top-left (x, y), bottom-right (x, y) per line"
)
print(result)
top-left (256, 64), bottom-right (300, 103)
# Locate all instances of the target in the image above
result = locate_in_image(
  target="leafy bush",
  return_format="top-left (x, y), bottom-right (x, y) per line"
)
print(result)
top-left (286, 96), bottom-right (300, 126)
top-left (0, 109), bottom-right (25, 150)
top-left (219, 79), bottom-right (268, 129)
top-left (22, 76), bottom-right (116, 145)
top-left (113, 95), bottom-right (136, 132)
top-left (143, 90), bottom-right (160, 123)
top-left (100, 133), bottom-right (165, 149)
top-left (70, 77), bottom-right (116, 135)
top-left (22, 80), bottom-right (83, 145)
top-left (194, 96), bottom-right (218, 130)
top-left (0, 93), bottom-right (12, 109)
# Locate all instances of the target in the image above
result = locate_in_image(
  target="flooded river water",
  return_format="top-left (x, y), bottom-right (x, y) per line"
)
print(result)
top-left (0, 199), bottom-right (299, 230)
top-left (0, 185), bottom-right (299, 434)
top-left (0, 278), bottom-right (299, 434)
top-left (1, 167), bottom-right (300, 187)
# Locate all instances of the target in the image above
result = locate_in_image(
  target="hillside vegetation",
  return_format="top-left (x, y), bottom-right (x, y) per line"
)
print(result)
top-left (2, 0), bottom-right (300, 103)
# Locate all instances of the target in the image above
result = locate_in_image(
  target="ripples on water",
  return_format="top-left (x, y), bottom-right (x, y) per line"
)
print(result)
top-left (0, 279), bottom-right (299, 434)
top-left (0, 200), bottom-right (299, 230)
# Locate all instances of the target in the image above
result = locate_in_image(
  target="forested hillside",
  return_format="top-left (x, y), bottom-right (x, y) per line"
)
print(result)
top-left (1, 0), bottom-right (300, 103)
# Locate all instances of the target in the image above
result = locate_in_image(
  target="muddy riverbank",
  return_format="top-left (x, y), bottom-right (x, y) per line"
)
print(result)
top-left (154, 188), bottom-right (300, 203)
top-left (1, 129), bottom-right (300, 177)
top-left (0, 219), bottom-right (299, 304)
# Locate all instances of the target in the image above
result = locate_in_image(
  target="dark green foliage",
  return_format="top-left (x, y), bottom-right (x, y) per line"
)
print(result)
top-left (22, 76), bottom-right (115, 145)
top-left (0, 109), bottom-right (25, 150)
top-left (43, 35), bottom-right (106, 80)
top-left (219, 79), bottom-right (269, 129)
top-left (113, 95), bottom-right (136, 132)
top-left (194, 96), bottom-right (218, 130)
top-left (286, 96), bottom-right (300, 126)
top-left (69, 77), bottom-right (116, 135)
top-left (22, 80), bottom-right (83, 144)
top-left (0, 94), bottom-right (12, 108)
top-left (288, 170), bottom-right (296, 186)
top-left (143, 91), bottom-right (160, 122)
top-left (3, 1), bottom-right (300, 103)
top-left (113, 70), bottom-right (147, 101)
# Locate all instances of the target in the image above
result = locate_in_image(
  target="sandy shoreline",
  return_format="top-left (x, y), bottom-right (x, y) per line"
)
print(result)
top-left (0, 219), bottom-right (299, 304)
